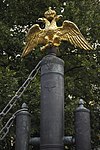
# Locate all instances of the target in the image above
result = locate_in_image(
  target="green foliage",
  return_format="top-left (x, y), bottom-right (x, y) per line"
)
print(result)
top-left (0, 0), bottom-right (100, 149)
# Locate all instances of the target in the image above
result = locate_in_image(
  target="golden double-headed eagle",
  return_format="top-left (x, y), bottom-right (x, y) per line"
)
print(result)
top-left (22, 7), bottom-right (92, 57)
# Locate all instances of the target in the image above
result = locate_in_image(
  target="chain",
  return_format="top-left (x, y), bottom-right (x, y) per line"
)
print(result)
top-left (0, 108), bottom-right (27, 140)
top-left (0, 60), bottom-right (41, 121)
top-left (0, 60), bottom-right (41, 140)
top-left (0, 115), bottom-right (15, 140)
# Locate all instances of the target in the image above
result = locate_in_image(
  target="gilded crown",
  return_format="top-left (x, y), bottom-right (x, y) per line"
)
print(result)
top-left (44, 7), bottom-right (56, 20)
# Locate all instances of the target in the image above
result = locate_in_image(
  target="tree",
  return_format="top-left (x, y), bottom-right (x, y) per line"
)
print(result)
top-left (0, 0), bottom-right (99, 149)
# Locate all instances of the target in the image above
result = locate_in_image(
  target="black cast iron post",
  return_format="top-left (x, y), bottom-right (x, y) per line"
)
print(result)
top-left (75, 99), bottom-right (91, 150)
top-left (15, 103), bottom-right (31, 150)
top-left (40, 47), bottom-right (64, 150)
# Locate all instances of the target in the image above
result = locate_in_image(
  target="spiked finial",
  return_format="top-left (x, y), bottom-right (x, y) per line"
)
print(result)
top-left (79, 99), bottom-right (84, 107)
top-left (22, 103), bottom-right (28, 110)
top-left (75, 99), bottom-right (90, 112)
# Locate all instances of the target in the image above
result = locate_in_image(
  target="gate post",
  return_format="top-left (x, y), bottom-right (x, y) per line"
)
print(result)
top-left (40, 47), bottom-right (64, 150)
top-left (15, 103), bottom-right (31, 150)
top-left (75, 99), bottom-right (91, 150)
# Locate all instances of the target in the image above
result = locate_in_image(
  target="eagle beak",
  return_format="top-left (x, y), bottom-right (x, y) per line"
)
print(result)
top-left (58, 15), bottom-right (63, 19)
top-left (56, 15), bottom-right (63, 21)
top-left (38, 18), bottom-right (44, 22)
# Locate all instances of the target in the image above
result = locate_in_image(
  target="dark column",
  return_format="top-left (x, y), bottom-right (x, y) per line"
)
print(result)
top-left (40, 47), bottom-right (64, 150)
top-left (15, 103), bottom-right (31, 150)
top-left (75, 99), bottom-right (91, 150)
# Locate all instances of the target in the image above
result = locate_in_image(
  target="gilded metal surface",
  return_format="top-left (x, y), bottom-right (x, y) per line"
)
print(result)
top-left (22, 7), bottom-right (92, 57)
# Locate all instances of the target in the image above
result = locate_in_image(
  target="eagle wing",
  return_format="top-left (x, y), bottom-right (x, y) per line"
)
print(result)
top-left (57, 20), bottom-right (92, 50)
top-left (22, 24), bottom-right (46, 57)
